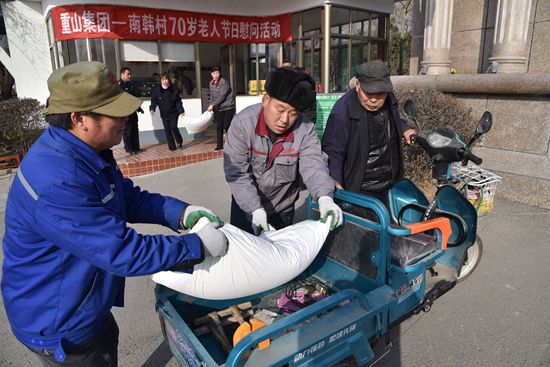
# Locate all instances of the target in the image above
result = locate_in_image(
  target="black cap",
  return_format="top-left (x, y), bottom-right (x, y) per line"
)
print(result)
top-left (356, 61), bottom-right (393, 93)
top-left (265, 67), bottom-right (316, 112)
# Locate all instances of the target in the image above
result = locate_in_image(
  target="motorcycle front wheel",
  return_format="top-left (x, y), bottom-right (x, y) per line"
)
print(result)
top-left (457, 235), bottom-right (483, 282)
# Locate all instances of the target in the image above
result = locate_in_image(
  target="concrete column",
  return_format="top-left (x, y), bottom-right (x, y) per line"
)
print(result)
top-left (420, 0), bottom-right (454, 75)
top-left (488, 0), bottom-right (533, 73)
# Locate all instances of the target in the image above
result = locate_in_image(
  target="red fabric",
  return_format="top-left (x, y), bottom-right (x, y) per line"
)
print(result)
top-left (254, 108), bottom-right (295, 171)
top-left (51, 5), bottom-right (292, 43)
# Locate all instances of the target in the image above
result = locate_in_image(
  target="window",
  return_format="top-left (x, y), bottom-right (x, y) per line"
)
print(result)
top-left (120, 41), bottom-right (159, 97)
top-left (160, 42), bottom-right (196, 98)
top-left (89, 39), bottom-right (116, 76)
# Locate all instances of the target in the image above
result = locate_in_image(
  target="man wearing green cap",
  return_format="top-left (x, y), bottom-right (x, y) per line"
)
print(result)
top-left (1, 61), bottom-right (227, 366)
top-left (322, 60), bottom-right (415, 211)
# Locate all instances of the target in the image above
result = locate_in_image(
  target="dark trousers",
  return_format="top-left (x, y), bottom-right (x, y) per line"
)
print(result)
top-left (28, 312), bottom-right (119, 367)
top-left (230, 196), bottom-right (295, 234)
top-left (122, 114), bottom-right (140, 153)
top-left (214, 108), bottom-right (235, 149)
top-left (162, 114), bottom-right (183, 151)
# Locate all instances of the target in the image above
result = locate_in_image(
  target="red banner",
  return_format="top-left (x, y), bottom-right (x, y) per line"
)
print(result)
top-left (51, 5), bottom-right (292, 44)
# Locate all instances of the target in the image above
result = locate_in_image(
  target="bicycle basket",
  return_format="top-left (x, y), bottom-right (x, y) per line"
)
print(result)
top-left (452, 163), bottom-right (502, 216)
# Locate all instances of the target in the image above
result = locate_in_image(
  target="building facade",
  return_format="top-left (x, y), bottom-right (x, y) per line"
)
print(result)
top-left (411, 0), bottom-right (549, 75)
top-left (402, 0), bottom-right (550, 209)
top-left (0, 0), bottom-right (396, 143)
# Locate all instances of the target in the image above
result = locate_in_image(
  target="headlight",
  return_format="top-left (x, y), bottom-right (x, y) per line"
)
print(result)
top-left (427, 133), bottom-right (452, 148)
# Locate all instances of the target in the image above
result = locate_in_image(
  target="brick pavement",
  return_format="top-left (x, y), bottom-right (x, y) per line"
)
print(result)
top-left (114, 128), bottom-right (223, 178)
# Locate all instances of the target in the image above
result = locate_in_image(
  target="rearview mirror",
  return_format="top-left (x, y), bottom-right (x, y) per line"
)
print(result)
top-left (403, 99), bottom-right (417, 120)
top-left (476, 111), bottom-right (492, 135)
top-left (403, 99), bottom-right (421, 132)
top-left (468, 111), bottom-right (492, 146)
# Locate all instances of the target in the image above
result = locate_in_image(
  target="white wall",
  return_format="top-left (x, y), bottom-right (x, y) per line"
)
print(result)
top-left (1, 0), bottom-right (393, 109)
top-left (138, 96), bottom-right (262, 133)
top-left (144, 98), bottom-right (203, 131)
top-left (1, 1), bottom-right (52, 103)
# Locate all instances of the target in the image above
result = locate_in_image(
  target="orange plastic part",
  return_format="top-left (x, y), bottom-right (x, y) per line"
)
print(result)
top-left (232, 319), bottom-right (271, 354)
top-left (250, 319), bottom-right (270, 350)
top-left (405, 217), bottom-right (452, 250)
top-left (233, 322), bottom-right (252, 347)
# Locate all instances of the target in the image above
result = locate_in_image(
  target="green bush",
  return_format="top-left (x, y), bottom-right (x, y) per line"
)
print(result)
top-left (393, 88), bottom-right (478, 195)
top-left (0, 98), bottom-right (46, 156)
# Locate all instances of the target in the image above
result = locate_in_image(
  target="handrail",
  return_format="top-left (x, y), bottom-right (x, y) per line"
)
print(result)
top-left (225, 288), bottom-right (367, 367)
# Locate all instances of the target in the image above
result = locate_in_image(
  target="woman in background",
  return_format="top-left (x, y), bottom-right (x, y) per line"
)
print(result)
top-left (150, 73), bottom-right (185, 151)
top-left (207, 67), bottom-right (235, 151)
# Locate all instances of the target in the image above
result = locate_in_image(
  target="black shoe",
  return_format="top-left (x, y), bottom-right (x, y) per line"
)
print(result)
top-left (169, 147), bottom-right (177, 151)
top-left (215, 146), bottom-right (223, 151)
top-left (177, 143), bottom-right (183, 149)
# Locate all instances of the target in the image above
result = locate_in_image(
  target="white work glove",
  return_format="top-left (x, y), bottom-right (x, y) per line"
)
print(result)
top-left (181, 205), bottom-right (222, 229)
top-left (318, 196), bottom-right (344, 230)
top-left (251, 208), bottom-right (269, 235)
top-left (196, 222), bottom-right (228, 257)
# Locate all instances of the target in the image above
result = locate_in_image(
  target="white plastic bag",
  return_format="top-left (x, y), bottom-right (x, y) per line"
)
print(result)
top-left (180, 111), bottom-right (213, 134)
top-left (152, 219), bottom-right (331, 300)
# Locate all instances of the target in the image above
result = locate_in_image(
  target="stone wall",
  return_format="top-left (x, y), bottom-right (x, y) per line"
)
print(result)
top-left (411, 0), bottom-right (550, 75)
top-left (392, 73), bottom-right (550, 209)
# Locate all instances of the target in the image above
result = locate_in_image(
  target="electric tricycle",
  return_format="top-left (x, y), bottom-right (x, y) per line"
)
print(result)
top-left (154, 103), bottom-right (493, 366)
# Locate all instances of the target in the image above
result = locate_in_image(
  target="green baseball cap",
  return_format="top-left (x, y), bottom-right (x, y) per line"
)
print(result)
top-left (44, 61), bottom-right (142, 117)
top-left (356, 61), bottom-right (394, 94)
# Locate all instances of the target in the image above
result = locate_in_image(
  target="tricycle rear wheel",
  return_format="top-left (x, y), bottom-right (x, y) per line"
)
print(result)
top-left (457, 235), bottom-right (483, 282)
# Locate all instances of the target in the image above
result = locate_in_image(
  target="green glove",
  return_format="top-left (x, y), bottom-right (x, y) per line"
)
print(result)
top-left (318, 196), bottom-right (344, 230)
top-left (180, 205), bottom-right (223, 229)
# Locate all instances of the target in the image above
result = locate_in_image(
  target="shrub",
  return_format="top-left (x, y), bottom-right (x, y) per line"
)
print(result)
top-left (393, 88), bottom-right (478, 195)
top-left (0, 98), bottom-right (46, 156)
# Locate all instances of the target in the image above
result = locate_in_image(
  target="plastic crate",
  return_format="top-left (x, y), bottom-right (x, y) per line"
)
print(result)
top-left (452, 163), bottom-right (502, 216)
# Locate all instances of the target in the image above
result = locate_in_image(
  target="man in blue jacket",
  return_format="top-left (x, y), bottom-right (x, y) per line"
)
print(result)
top-left (1, 61), bottom-right (227, 366)
top-left (322, 61), bottom-right (415, 211)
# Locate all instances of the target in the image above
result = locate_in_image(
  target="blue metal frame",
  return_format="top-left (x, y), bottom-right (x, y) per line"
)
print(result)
top-left (388, 179), bottom-right (478, 274)
top-left (155, 188), bottom-right (451, 367)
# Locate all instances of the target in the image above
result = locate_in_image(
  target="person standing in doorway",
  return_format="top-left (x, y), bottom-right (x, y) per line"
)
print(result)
top-left (150, 73), bottom-right (185, 151)
top-left (118, 67), bottom-right (144, 155)
top-left (207, 67), bottom-right (235, 151)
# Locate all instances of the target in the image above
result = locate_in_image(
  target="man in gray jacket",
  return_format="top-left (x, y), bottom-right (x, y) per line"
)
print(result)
top-left (224, 67), bottom-right (343, 235)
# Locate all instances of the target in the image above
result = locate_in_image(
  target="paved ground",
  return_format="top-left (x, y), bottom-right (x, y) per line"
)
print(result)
top-left (1, 158), bottom-right (550, 366)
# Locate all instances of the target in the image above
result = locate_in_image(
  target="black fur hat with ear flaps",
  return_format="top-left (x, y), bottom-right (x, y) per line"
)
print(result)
top-left (265, 67), bottom-right (316, 112)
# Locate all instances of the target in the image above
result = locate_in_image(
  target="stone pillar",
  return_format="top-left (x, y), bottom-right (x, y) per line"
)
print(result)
top-left (488, 0), bottom-right (533, 73)
top-left (420, 0), bottom-right (454, 75)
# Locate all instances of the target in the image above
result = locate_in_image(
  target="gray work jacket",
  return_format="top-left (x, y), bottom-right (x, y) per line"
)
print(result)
top-left (224, 103), bottom-right (334, 215)
top-left (208, 77), bottom-right (235, 111)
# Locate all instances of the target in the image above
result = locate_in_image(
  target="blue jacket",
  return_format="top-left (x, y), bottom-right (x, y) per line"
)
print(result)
top-left (2, 126), bottom-right (203, 361)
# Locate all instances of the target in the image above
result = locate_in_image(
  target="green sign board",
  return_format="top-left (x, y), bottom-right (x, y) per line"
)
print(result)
top-left (315, 93), bottom-right (344, 140)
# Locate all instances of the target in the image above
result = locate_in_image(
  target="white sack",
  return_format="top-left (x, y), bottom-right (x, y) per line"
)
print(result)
top-left (180, 111), bottom-right (213, 134)
top-left (152, 219), bottom-right (331, 300)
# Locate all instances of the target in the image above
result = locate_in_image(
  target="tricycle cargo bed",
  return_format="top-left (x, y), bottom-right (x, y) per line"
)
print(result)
top-left (155, 192), bottom-right (449, 366)
top-left (156, 262), bottom-right (396, 367)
